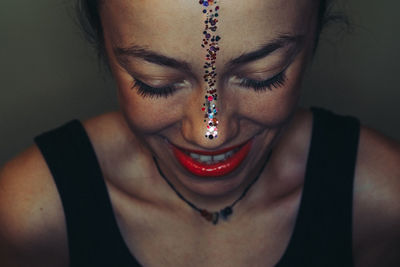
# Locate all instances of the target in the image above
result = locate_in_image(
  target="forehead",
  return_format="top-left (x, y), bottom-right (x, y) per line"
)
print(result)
top-left (100, 0), bottom-right (316, 62)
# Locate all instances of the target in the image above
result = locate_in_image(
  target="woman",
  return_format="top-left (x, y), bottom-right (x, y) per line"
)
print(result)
top-left (0, 0), bottom-right (399, 266)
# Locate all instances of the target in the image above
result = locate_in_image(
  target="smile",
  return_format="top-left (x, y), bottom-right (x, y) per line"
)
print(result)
top-left (170, 139), bottom-right (253, 177)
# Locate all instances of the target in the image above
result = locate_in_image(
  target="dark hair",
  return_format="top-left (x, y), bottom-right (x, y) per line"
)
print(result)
top-left (76, 0), bottom-right (341, 64)
top-left (76, 0), bottom-right (103, 60)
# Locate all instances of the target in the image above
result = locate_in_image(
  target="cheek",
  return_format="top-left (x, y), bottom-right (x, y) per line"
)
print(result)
top-left (237, 60), bottom-right (305, 127)
top-left (114, 71), bottom-right (182, 134)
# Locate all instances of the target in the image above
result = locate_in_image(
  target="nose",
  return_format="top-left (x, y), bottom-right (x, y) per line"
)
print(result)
top-left (181, 88), bottom-right (239, 149)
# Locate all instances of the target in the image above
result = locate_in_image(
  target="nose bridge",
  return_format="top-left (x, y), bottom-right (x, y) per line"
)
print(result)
top-left (181, 0), bottom-right (238, 148)
top-left (190, 0), bottom-right (224, 146)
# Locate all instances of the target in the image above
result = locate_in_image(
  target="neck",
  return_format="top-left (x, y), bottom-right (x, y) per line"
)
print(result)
top-left (153, 147), bottom-right (274, 216)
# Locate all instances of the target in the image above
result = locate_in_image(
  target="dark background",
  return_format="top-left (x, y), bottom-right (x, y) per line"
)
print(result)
top-left (1, 0), bottom-right (399, 166)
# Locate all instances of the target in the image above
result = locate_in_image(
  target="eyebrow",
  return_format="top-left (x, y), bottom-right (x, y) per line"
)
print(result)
top-left (227, 34), bottom-right (304, 68)
top-left (113, 34), bottom-right (304, 72)
top-left (114, 46), bottom-right (193, 73)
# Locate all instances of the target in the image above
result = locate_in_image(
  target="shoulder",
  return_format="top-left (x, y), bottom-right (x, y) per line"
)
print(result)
top-left (0, 145), bottom-right (68, 266)
top-left (0, 111), bottom-right (143, 266)
top-left (353, 126), bottom-right (400, 266)
top-left (0, 111), bottom-right (132, 266)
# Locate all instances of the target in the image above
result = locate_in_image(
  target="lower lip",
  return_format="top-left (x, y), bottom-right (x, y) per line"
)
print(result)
top-left (171, 139), bottom-right (253, 177)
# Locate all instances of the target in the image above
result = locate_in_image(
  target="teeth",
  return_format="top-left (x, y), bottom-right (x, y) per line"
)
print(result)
top-left (189, 148), bottom-right (238, 163)
top-left (189, 153), bottom-right (200, 159)
top-left (199, 155), bottom-right (212, 162)
top-left (213, 153), bottom-right (226, 161)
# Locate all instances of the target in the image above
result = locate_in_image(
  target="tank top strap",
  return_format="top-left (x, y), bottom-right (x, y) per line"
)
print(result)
top-left (34, 120), bottom-right (139, 267)
top-left (277, 107), bottom-right (359, 267)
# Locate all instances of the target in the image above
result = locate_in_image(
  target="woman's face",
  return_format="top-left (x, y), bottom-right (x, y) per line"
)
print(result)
top-left (100, 0), bottom-right (317, 197)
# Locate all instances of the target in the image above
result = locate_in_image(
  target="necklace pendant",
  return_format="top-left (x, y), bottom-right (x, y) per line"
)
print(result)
top-left (220, 207), bottom-right (233, 220)
top-left (212, 212), bottom-right (219, 225)
top-left (200, 209), bottom-right (220, 225)
top-left (153, 150), bottom-right (272, 227)
top-left (200, 209), bottom-right (213, 221)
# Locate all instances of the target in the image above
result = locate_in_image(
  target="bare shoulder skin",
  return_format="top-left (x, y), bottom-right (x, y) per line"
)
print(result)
top-left (0, 112), bottom-right (147, 267)
top-left (353, 126), bottom-right (400, 266)
top-left (0, 144), bottom-right (68, 267)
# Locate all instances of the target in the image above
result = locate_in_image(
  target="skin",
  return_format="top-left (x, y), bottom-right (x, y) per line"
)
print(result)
top-left (102, 0), bottom-right (316, 207)
top-left (0, 0), bottom-right (400, 266)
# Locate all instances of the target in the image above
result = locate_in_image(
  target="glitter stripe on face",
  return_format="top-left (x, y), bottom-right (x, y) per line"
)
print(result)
top-left (199, 0), bottom-right (221, 140)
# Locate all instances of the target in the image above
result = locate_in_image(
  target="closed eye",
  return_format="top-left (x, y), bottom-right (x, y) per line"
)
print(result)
top-left (238, 69), bottom-right (287, 92)
top-left (131, 68), bottom-right (288, 99)
top-left (132, 79), bottom-right (178, 99)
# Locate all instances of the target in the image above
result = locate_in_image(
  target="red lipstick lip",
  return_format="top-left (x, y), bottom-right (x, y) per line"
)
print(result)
top-left (171, 140), bottom-right (249, 156)
top-left (170, 138), bottom-right (254, 177)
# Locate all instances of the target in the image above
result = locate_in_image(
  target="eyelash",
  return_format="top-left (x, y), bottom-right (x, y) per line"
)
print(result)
top-left (132, 70), bottom-right (287, 98)
top-left (132, 79), bottom-right (177, 99)
top-left (238, 70), bottom-right (287, 92)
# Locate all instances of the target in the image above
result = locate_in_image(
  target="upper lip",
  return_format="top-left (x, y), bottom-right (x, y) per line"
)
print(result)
top-left (169, 139), bottom-right (251, 156)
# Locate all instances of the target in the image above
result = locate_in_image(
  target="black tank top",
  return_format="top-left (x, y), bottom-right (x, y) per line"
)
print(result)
top-left (34, 107), bottom-right (360, 267)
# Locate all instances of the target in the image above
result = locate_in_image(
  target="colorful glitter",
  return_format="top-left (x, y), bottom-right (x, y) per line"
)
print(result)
top-left (199, 0), bottom-right (221, 140)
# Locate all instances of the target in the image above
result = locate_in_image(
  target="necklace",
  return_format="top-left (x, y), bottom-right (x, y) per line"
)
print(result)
top-left (152, 150), bottom-right (273, 225)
